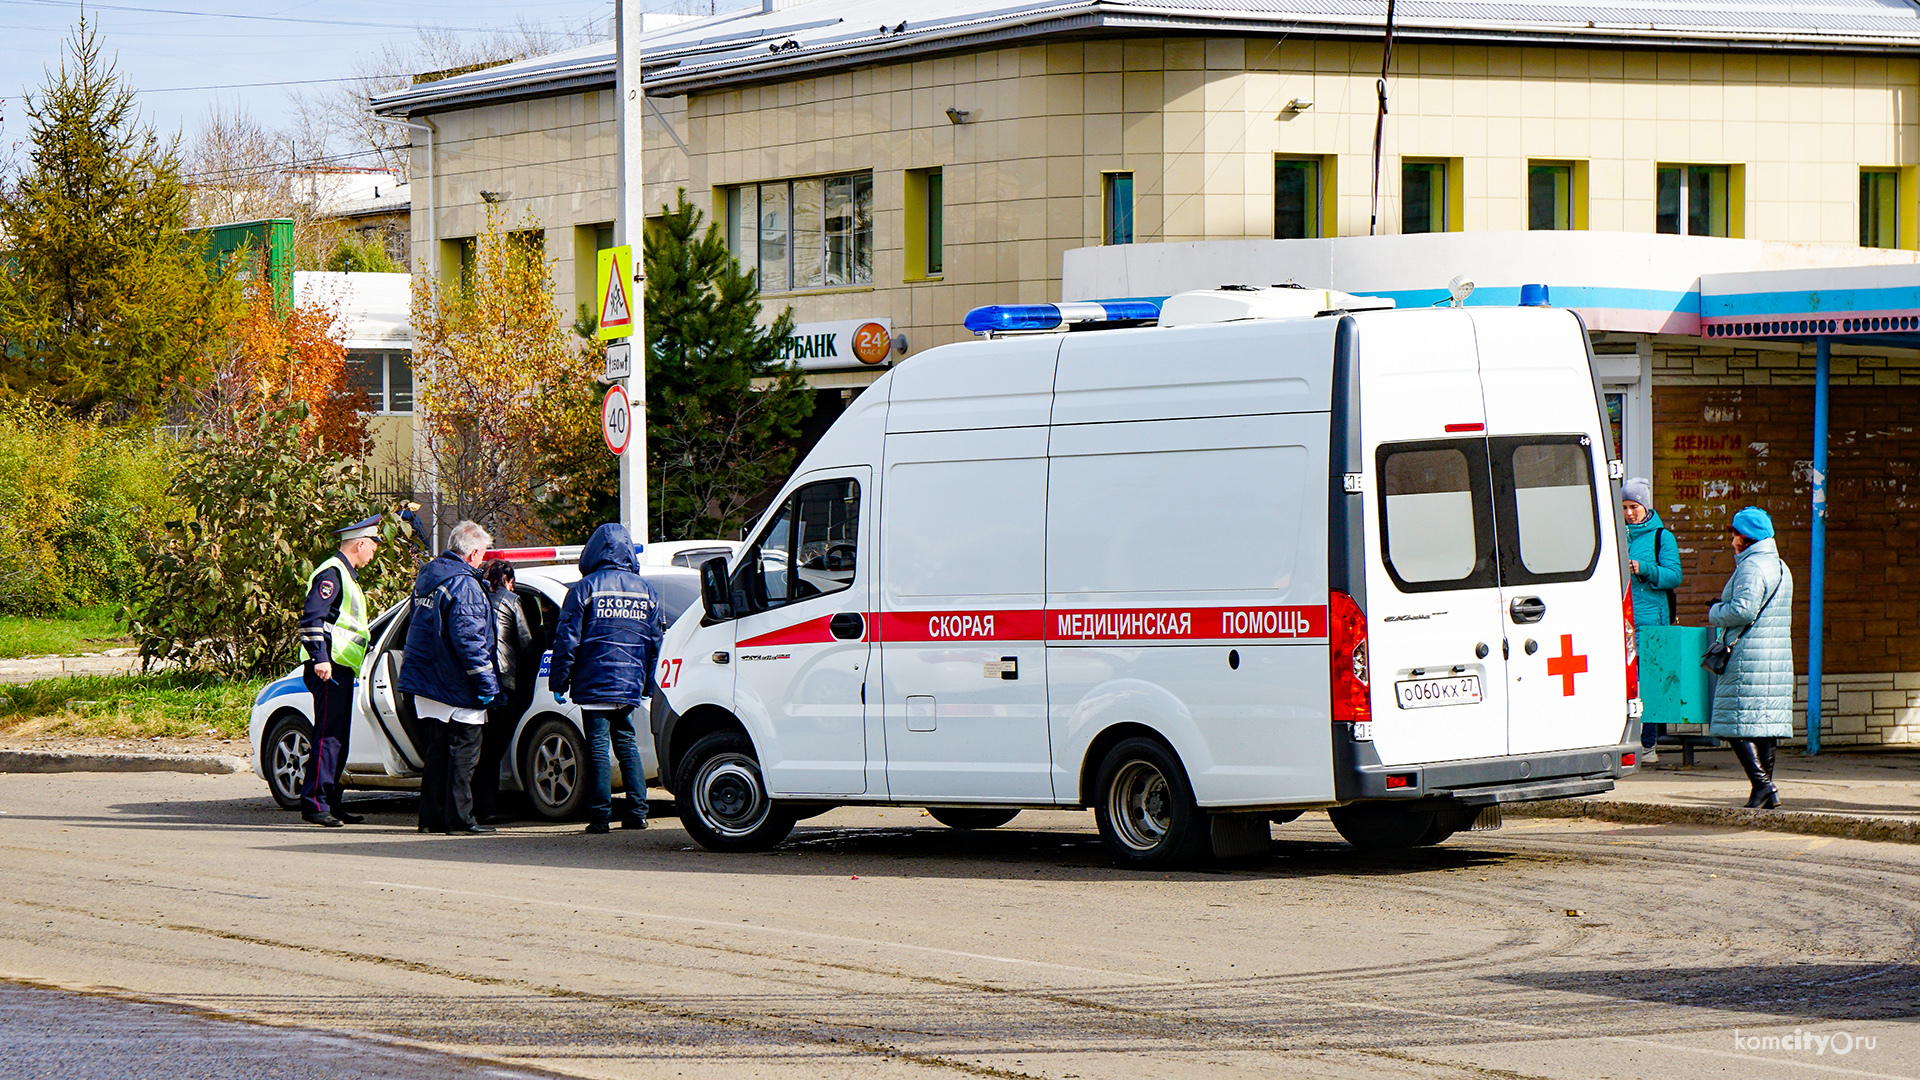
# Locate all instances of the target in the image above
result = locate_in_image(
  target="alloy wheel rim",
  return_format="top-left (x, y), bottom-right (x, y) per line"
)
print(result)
top-left (696, 753), bottom-right (770, 838)
top-left (533, 734), bottom-right (578, 807)
top-left (272, 731), bottom-right (309, 799)
top-left (1109, 759), bottom-right (1172, 851)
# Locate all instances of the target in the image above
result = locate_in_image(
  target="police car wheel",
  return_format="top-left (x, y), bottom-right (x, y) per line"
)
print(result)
top-left (675, 732), bottom-right (795, 853)
top-left (1327, 804), bottom-right (1439, 853)
top-left (263, 713), bottom-right (313, 811)
top-left (522, 718), bottom-right (587, 820)
top-left (1093, 737), bottom-right (1209, 868)
top-left (926, 807), bottom-right (1020, 830)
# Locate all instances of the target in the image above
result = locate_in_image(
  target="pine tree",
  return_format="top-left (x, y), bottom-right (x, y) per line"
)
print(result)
top-left (641, 190), bottom-right (813, 540)
top-left (0, 20), bottom-right (231, 420)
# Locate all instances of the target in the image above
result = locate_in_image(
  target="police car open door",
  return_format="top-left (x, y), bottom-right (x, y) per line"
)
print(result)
top-left (730, 469), bottom-right (872, 796)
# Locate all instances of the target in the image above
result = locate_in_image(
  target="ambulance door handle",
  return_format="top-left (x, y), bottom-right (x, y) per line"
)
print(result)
top-left (1509, 596), bottom-right (1546, 624)
top-left (830, 612), bottom-right (865, 640)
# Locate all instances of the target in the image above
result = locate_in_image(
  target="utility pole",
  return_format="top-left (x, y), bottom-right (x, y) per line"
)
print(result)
top-left (615, 0), bottom-right (649, 543)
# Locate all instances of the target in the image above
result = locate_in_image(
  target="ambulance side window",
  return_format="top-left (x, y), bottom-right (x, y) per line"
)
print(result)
top-left (1492, 436), bottom-right (1600, 584)
top-left (1376, 440), bottom-right (1496, 593)
top-left (737, 478), bottom-right (860, 611)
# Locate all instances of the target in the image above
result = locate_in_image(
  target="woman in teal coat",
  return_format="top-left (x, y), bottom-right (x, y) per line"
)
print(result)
top-left (1622, 478), bottom-right (1682, 759)
top-left (1707, 506), bottom-right (1795, 809)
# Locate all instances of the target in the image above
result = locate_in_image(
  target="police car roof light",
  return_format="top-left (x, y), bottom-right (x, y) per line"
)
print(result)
top-left (963, 298), bottom-right (1164, 336)
top-left (490, 541), bottom-right (645, 565)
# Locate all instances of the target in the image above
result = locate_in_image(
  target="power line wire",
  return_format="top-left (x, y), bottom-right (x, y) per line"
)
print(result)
top-left (2, 0), bottom-right (506, 32)
top-left (138, 76), bottom-right (362, 93)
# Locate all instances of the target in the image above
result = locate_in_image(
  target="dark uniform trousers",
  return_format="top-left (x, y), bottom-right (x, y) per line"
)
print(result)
top-left (420, 719), bottom-right (485, 832)
top-left (300, 664), bottom-right (354, 815)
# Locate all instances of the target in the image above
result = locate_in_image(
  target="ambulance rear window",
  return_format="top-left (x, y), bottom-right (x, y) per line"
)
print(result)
top-left (1494, 437), bottom-right (1601, 584)
top-left (1377, 442), bottom-right (1495, 592)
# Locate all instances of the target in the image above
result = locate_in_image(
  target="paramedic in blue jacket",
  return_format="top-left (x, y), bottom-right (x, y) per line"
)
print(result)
top-left (548, 522), bottom-right (664, 834)
top-left (1622, 478), bottom-right (1682, 761)
top-left (397, 520), bottom-right (500, 835)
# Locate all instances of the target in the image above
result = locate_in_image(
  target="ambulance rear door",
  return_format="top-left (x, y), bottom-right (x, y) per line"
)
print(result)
top-left (1356, 310), bottom-right (1513, 766)
top-left (1471, 308), bottom-right (1628, 755)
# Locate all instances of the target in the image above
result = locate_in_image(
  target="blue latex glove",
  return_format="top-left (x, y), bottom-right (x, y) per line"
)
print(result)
top-left (553, 691), bottom-right (567, 705)
top-left (477, 693), bottom-right (496, 706)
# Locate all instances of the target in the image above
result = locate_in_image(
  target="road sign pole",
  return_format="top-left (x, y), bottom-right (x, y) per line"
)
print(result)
top-left (614, 0), bottom-right (648, 544)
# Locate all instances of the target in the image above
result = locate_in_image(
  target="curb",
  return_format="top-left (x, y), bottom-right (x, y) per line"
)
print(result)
top-left (0, 750), bottom-right (247, 776)
top-left (1507, 798), bottom-right (1920, 845)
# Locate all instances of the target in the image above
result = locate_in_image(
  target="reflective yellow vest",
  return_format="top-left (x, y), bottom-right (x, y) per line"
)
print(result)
top-left (307, 553), bottom-right (370, 675)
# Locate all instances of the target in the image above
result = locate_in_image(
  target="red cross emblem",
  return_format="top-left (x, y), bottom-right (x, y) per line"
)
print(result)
top-left (1546, 634), bottom-right (1587, 696)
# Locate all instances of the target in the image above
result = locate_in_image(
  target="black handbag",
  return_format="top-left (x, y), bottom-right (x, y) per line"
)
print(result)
top-left (1703, 571), bottom-right (1783, 675)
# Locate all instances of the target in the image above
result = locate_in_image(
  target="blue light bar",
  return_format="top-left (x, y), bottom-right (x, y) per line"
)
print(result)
top-left (963, 297), bottom-right (1165, 336)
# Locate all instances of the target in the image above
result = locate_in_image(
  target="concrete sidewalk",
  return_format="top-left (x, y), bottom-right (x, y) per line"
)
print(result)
top-left (1511, 747), bottom-right (1920, 842)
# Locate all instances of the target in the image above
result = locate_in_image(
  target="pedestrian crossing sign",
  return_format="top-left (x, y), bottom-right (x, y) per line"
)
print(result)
top-left (596, 245), bottom-right (634, 341)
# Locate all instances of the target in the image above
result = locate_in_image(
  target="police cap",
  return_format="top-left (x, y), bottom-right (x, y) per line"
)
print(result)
top-left (335, 514), bottom-right (383, 542)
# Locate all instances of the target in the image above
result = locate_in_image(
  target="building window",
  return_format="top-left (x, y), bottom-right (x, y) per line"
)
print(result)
top-left (346, 351), bottom-right (413, 414)
top-left (1274, 158), bottom-right (1323, 239)
top-left (724, 174), bottom-right (873, 293)
top-left (1103, 172), bottom-right (1134, 246)
top-left (1657, 164), bottom-right (1734, 237)
top-left (1528, 163), bottom-right (1574, 230)
top-left (1861, 169), bottom-right (1900, 249)
top-left (1402, 161), bottom-right (1448, 234)
top-left (905, 168), bottom-right (943, 279)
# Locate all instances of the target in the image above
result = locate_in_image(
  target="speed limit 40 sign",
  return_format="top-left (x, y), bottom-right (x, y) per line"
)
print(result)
top-left (601, 384), bottom-right (632, 456)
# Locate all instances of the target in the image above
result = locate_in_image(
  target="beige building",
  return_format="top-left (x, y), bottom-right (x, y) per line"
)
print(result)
top-left (377, 0), bottom-right (1920, 371)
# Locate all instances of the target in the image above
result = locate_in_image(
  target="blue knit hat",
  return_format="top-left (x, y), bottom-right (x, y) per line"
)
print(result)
top-left (1730, 506), bottom-right (1774, 540)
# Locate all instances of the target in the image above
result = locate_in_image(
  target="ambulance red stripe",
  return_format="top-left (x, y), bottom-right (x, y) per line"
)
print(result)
top-left (738, 605), bottom-right (1328, 646)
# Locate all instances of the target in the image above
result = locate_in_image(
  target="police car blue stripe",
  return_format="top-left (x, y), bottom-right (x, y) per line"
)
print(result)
top-left (257, 678), bottom-right (306, 704)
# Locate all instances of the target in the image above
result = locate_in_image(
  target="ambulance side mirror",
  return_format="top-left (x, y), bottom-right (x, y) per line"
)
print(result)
top-left (699, 557), bottom-right (735, 623)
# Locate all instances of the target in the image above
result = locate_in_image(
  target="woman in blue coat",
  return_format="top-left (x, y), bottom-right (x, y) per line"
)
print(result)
top-left (1622, 478), bottom-right (1682, 760)
top-left (1707, 506), bottom-right (1794, 809)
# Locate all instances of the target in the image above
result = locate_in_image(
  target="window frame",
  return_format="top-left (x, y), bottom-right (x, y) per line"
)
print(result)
top-left (1274, 156), bottom-right (1325, 240)
top-left (1860, 168), bottom-right (1900, 249)
top-left (1656, 163), bottom-right (1737, 238)
top-left (345, 350), bottom-right (414, 415)
top-left (724, 174), bottom-right (874, 294)
top-left (1374, 438), bottom-right (1498, 594)
top-left (1527, 162), bottom-right (1574, 231)
top-left (1103, 171), bottom-right (1134, 246)
top-left (1401, 159), bottom-right (1448, 234)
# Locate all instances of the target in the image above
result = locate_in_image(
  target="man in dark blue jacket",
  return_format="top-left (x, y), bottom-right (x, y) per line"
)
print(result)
top-left (549, 522), bottom-right (664, 833)
top-left (397, 519), bottom-right (500, 835)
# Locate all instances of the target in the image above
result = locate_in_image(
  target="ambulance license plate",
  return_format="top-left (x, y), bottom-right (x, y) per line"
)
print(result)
top-left (1394, 675), bottom-right (1482, 710)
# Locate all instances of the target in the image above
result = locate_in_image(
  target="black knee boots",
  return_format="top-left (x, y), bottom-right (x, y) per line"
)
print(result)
top-left (1731, 738), bottom-right (1779, 810)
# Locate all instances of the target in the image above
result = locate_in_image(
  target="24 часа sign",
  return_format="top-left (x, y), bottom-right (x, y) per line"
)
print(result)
top-left (775, 319), bottom-right (894, 370)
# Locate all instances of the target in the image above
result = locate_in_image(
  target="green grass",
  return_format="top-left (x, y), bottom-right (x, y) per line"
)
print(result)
top-left (0, 605), bottom-right (129, 660)
top-left (0, 671), bottom-right (269, 740)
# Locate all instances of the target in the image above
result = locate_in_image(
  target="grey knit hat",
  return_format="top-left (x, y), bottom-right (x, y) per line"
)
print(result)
top-left (1621, 477), bottom-right (1652, 510)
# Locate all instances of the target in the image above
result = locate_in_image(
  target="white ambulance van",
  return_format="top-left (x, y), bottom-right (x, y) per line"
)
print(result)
top-left (653, 286), bottom-right (1640, 867)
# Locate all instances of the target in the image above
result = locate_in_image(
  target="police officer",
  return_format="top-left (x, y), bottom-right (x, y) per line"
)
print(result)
top-left (548, 522), bottom-right (664, 833)
top-left (298, 515), bottom-right (381, 827)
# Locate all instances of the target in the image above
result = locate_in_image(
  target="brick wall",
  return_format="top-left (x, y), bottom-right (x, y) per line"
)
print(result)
top-left (1649, 340), bottom-right (1920, 745)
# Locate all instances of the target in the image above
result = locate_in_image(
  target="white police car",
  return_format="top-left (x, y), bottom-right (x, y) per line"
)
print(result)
top-left (248, 546), bottom-right (701, 818)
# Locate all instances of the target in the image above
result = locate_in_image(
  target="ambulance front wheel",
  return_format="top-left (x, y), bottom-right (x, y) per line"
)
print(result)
top-left (1328, 803), bottom-right (1439, 853)
top-left (676, 732), bottom-right (796, 853)
top-left (1093, 737), bottom-right (1210, 868)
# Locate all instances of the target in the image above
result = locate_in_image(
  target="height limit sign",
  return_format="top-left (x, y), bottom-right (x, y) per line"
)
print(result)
top-left (601, 384), bottom-right (632, 456)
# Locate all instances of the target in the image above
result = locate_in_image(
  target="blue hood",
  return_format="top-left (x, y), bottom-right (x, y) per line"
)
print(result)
top-left (580, 522), bottom-right (638, 575)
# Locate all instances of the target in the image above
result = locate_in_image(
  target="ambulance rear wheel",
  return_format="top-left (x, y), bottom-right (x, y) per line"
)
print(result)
top-left (1328, 804), bottom-right (1438, 853)
top-left (927, 807), bottom-right (1020, 830)
top-left (1094, 738), bottom-right (1209, 868)
top-left (676, 732), bottom-right (796, 853)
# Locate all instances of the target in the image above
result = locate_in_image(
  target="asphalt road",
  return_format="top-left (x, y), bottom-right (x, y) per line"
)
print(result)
top-left (1, 771), bottom-right (1916, 1080)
